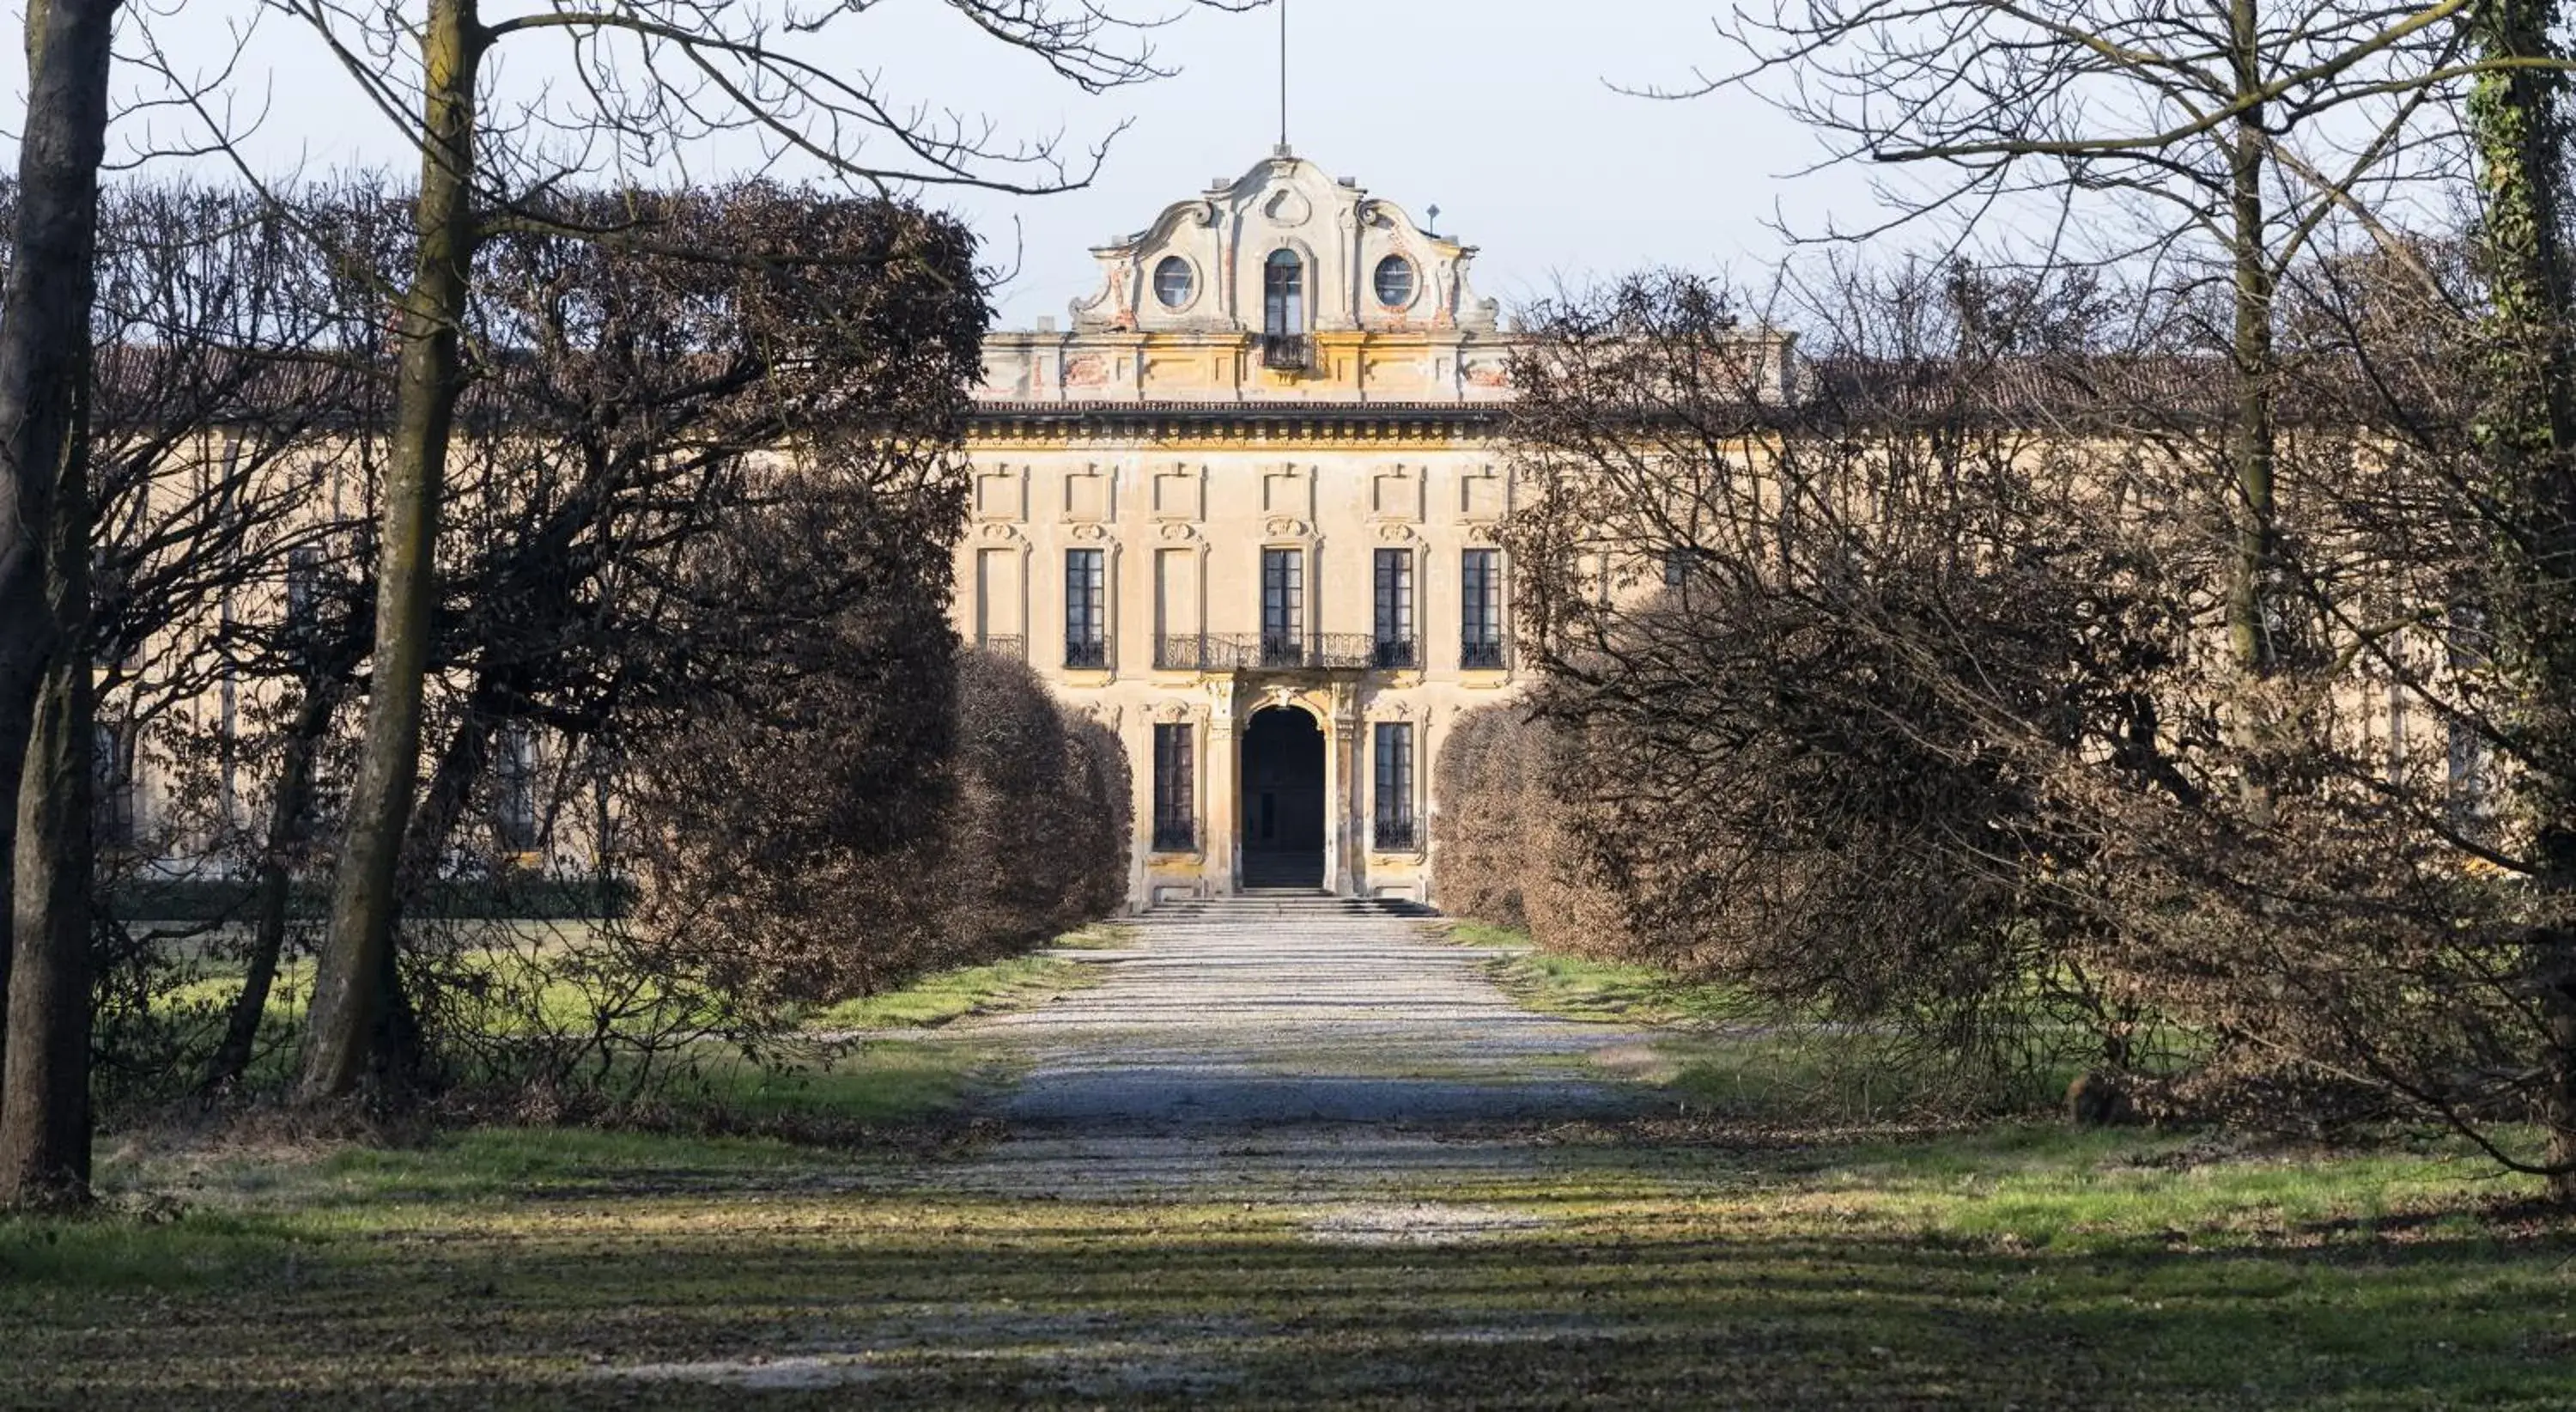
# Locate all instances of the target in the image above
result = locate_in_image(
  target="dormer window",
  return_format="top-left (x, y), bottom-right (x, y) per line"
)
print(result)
top-left (1263, 250), bottom-right (1305, 337)
top-left (1374, 255), bottom-right (1417, 310)
top-left (1153, 256), bottom-right (1195, 309)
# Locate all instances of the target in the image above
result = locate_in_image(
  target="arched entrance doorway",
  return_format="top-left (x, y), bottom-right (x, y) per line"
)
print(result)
top-left (1241, 706), bottom-right (1325, 889)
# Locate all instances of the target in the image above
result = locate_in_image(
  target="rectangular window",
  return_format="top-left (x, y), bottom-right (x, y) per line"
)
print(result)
top-left (1373, 549), bottom-right (1416, 668)
top-left (1373, 722), bottom-right (1417, 850)
top-left (1261, 547), bottom-right (1304, 666)
top-left (975, 547), bottom-right (1024, 658)
top-left (1461, 549), bottom-right (1504, 670)
top-left (1153, 723), bottom-right (1195, 852)
top-left (1154, 548), bottom-right (1198, 669)
top-left (93, 721), bottom-right (137, 852)
top-left (1065, 548), bottom-right (1106, 668)
top-left (494, 727), bottom-right (541, 855)
top-left (282, 545), bottom-right (322, 666)
top-left (1663, 547), bottom-right (1694, 587)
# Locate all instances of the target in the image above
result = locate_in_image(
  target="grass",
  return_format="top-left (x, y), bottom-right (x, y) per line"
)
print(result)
top-left (1468, 926), bottom-right (1765, 1026)
top-left (4, 1118), bottom-right (2571, 1408)
top-left (802, 951), bottom-right (1103, 1031)
top-left (14, 919), bottom-right (2573, 1406)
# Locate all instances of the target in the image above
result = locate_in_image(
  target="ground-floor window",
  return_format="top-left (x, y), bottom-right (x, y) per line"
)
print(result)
top-left (494, 726), bottom-right (542, 855)
top-left (1153, 722), bottom-right (1195, 851)
top-left (94, 720), bottom-right (137, 852)
top-left (1373, 721), bottom-right (1417, 850)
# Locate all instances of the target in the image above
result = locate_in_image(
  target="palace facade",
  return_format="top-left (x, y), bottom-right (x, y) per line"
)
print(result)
top-left (957, 149), bottom-right (1522, 910)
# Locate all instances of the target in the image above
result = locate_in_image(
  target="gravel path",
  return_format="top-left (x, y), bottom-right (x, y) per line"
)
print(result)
top-left (971, 896), bottom-right (1648, 1130)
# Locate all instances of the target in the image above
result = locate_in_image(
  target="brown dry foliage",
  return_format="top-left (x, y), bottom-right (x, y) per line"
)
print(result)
top-left (1498, 261), bottom-right (2576, 1178)
top-left (1431, 705), bottom-right (1633, 959)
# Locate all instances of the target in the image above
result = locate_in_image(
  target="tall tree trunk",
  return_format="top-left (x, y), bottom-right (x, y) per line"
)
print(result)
top-left (300, 0), bottom-right (483, 1103)
top-left (203, 681), bottom-right (342, 1096)
top-left (2465, 0), bottom-right (2576, 1204)
top-left (2, 597), bottom-right (93, 1205)
top-left (0, 0), bottom-right (117, 1210)
top-left (2225, 0), bottom-right (2281, 823)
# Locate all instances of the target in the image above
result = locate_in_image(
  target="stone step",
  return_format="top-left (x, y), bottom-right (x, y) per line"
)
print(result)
top-left (1142, 894), bottom-right (1437, 920)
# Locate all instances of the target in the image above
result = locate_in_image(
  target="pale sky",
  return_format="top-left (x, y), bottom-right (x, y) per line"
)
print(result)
top-left (18, 0), bottom-right (1880, 326)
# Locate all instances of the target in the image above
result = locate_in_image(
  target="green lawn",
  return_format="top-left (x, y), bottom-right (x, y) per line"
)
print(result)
top-left (1473, 935), bottom-right (1767, 1026)
top-left (801, 949), bottom-right (1105, 1031)
top-left (11, 921), bottom-right (2573, 1406)
top-left (4, 1119), bottom-right (2571, 1408)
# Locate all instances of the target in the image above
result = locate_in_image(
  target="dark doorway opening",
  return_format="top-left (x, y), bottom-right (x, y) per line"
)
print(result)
top-left (1241, 706), bottom-right (1325, 889)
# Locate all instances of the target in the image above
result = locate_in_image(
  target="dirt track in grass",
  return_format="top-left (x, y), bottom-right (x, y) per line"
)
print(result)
top-left (13, 898), bottom-right (2576, 1409)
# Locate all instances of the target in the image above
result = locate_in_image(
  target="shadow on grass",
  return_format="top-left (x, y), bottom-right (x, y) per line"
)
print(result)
top-left (6, 1117), bottom-right (2573, 1409)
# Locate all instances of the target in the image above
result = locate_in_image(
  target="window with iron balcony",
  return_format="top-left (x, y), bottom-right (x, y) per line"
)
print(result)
top-left (1461, 548), bottom-right (1505, 670)
top-left (1065, 548), bottom-right (1107, 669)
top-left (1373, 548), bottom-right (1417, 669)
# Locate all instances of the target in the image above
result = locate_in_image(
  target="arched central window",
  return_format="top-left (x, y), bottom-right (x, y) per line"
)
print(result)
top-left (1262, 249), bottom-right (1305, 338)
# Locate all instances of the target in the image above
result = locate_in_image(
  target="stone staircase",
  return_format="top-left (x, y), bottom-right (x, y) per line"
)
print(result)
top-left (1145, 892), bottom-right (1437, 921)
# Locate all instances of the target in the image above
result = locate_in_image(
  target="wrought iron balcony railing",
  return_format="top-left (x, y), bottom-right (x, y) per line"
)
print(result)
top-left (1064, 638), bottom-right (1109, 670)
top-left (1372, 638), bottom-right (1418, 670)
top-left (1372, 819), bottom-right (1419, 851)
top-left (1461, 640), bottom-right (1508, 671)
top-left (1151, 821), bottom-right (1198, 853)
top-left (1154, 633), bottom-right (1382, 672)
top-left (1261, 333), bottom-right (1314, 371)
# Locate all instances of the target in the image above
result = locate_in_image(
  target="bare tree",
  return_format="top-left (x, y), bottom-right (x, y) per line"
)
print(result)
top-left (69, 180), bottom-right (394, 1099)
top-left (136, 0), bottom-right (1269, 1102)
top-left (0, 0), bottom-right (121, 1209)
top-left (2458, 0), bottom-right (2576, 1200)
top-left (1683, 0), bottom-right (2512, 808)
top-left (1504, 267), bottom-right (2194, 1098)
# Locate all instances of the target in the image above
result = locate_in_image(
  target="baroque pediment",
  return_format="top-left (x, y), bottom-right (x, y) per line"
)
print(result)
top-left (1070, 150), bottom-right (1498, 337)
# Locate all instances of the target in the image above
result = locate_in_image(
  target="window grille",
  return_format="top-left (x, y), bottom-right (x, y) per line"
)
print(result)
top-left (1373, 721), bottom-right (1417, 850)
top-left (1374, 549), bottom-right (1416, 667)
top-left (1461, 549), bottom-right (1505, 670)
top-left (1153, 723), bottom-right (1195, 851)
top-left (1065, 549), bottom-right (1107, 667)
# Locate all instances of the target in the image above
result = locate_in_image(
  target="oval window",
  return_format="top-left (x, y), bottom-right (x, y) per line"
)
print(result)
top-left (1374, 255), bottom-right (1416, 309)
top-left (1153, 256), bottom-right (1195, 309)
